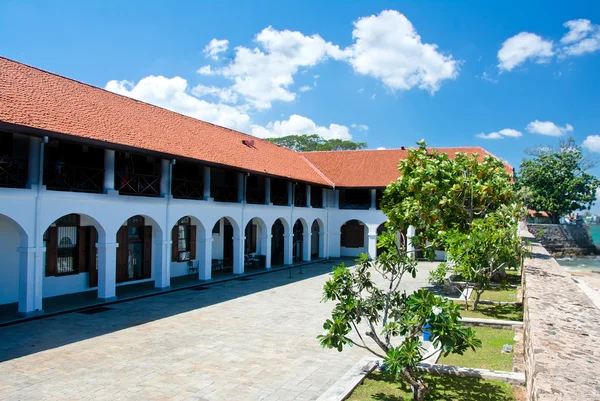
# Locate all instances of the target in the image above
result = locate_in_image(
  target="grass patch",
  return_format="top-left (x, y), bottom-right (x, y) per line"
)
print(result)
top-left (469, 287), bottom-right (519, 302)
top-left (438, 326), bottom-right (515, 371)
top-left (458, 301), bottom-right (523, 321)
top-left (347, 371), bottom-right (516, 401)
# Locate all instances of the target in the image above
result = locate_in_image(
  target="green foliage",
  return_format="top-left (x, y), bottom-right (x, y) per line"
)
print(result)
top-left (517, 137), bottom-right (600, 223)
top-left (318, 225), bottom-right (480, 400)
top-left (381, 140), bottom-right (514, 259)
top-left (428, 263), bottom-right (448, 286)
top-left (266, 134), bottom-right (367, 151)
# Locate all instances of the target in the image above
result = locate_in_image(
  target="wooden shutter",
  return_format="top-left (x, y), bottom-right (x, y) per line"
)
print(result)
top-left (171, 226), bottom-right (178, 262)
top-left (88, 228), bottom-right (98, 287)
top-left (142, 226), bottom-right (152, 278)
top-left (251, 224), bottom-right (257, 253)
top-left (45, 227), bottom-right (58, 276)
top-left (189, 225), bottom-right (197, 260)
top-left (78, 226), bottom-right (89, 272)
top-left (116, 226), bottom-right (128, 283)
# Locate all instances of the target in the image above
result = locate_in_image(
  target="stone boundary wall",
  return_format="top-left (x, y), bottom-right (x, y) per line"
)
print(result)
top-left (522, 231), bottom-right (600, 400)
top-left (527, 223), bottom-right (598, 257)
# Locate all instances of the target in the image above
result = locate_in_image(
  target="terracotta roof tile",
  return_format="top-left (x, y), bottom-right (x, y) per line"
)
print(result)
top-left (303, 147), bottom-right (514, 187)
top-left (0, 57), bottom-right (330, 185)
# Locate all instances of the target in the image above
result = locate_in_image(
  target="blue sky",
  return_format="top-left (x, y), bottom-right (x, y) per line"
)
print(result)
top-left (1, 0), bottom-right (600, 205)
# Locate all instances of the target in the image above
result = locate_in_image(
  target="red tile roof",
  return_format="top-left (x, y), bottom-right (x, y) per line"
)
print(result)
top-left (0, 56), bottom-right (512, 189)
top-left (303, 148), bottom-right (513, 187)
top-left (0, 57), bottom-right (330, 185)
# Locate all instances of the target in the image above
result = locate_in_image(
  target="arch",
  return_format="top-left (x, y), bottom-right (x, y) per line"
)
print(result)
top-left (340, 219), bottom-right (368, 257)
top-left (293, 218), bottom-right (309, 263)
top-left (0, 213), bottom-right (29, 311)
top-left (244, 217), bottom-right (267, 270)
top-left (42, 211), bottom-right (107, 243)
top-left (311, 218), bottom-right (324, 259)
top-left (211, 216), bottom-right (241, 274)
top-left (169, 215), bottom-right (208, 278)
top-left (271, 218), bottom-right (288, 266)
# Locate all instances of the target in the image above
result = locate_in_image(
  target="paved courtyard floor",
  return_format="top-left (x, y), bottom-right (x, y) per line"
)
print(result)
top-left (0, 260), bottom-right (437, 401)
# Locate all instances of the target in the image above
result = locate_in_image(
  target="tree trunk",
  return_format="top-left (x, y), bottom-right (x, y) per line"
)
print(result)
top-left (472, 289), bottom-right (483, 311)
top-left (402, 370), bottom-right (428, 401)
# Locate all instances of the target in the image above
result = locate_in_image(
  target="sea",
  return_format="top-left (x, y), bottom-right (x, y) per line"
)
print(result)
top-left (555, 225), bottom-right (600, 273)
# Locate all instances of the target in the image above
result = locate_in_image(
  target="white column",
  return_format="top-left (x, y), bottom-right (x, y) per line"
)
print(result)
top-left (203, 167), bottom-right (211, 200)
top-left (154, 240), bottom-right (170, 289)
top-left (160, 159), bottom-right (170, 197)
top-left (306, 185), bottom-right (312, 208)
top-left (262, 234), bottom-right (272, 269)
top-left (370, 189), bottom-right (376, 210)
top-left (322, 188), bottom-right (328, 208)
top-left (329, 232), bottom-right (341, 257)
top-left (238, 172), bottom-right (245, 203)
top-left (27, 137), bottom-right (41, 187)
top-left (303, 231), bottom-right (311, 261)
top-left (104, 149), bottom-right (115, 192)
top-left (284, 233), bottom-right (292, 265)
top-left (199, 237), bottom-right (213, 280)
top-left (321, 232), bottom-right (328, 259)
top-left (367, 232), bottom-right (378, 260)
top-left (17, 246), bottom-right (44, 316)
top-left (97, 242), bottom-right (118, 301)
top-left (265, 177), bottom-right (272, 205)
top-left (334, 190), bottom-right (340, 209)
top-left (407, 225), bottom-right (417, 258)
top-left (287, 182), bottom-right (293, 206)
top-left (233, 235), bottom-right (244, 274)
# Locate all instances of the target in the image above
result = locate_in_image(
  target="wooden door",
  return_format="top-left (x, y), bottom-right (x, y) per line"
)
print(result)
top-left (223, 221), bottom-right (234, 267)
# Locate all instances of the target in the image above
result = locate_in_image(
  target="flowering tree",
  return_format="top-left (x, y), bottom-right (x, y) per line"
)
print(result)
top-left (318, 228), bottom-right (481, 401)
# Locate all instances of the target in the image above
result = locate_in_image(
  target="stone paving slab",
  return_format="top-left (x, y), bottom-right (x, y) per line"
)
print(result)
top-left (0, 260), bottom-right (437, 401)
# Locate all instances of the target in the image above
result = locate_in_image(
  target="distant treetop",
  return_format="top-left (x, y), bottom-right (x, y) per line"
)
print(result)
top-left (266, 134), bottom-right (367, 152)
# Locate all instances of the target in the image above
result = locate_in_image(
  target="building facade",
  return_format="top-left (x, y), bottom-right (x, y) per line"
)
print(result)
top-left (0, 57), bottom-right (496, 318)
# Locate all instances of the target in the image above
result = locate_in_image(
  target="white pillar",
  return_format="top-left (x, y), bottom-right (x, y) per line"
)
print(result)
top-left (155, 240), bottom-right (170, 289)
top-left (303, 230), bottom-right (311, 261)
top-left (27, 137), bottom-right (41, 187)
top-left (265, 177), bottom-right (272, 205)
top-left (97, 242), bottom-right (118, 301)
top-left (199, 237), bottom-right (212, 280)
top-left (407, 225), bottom-right (417, 258)
top-left (367, 232), bottom-right (378, 260)
top-left (262, 234), bottom-right (272, 269)
top-left (233, 235), bottom-right (244, 274)
top-left (17, 246), bottom-right (43, 316)
top-left (334, 190), bottom-right (340, 209)
top-left (238, 172), bottom-right (245, 203)
top-left (284, 233), bottom-right (293, 265)
top-left (321, 232), bottom-right (327, 259)
top-left (329, 232), bottom-right (341, 258)
top-left (160, 159), bottom-right (170, 197)
top-left (104, 149), bottom-right (115, 192)
top-left (306, 185), bottom-right (312, 208)
top-left (287, 182), bottom-right (293, 206)
top-left (370, 189), bottom-right (376, 210)
top-left (203, 167), bottom-right (211, 200)
top-left (322, 188), bottom-right (328, 208)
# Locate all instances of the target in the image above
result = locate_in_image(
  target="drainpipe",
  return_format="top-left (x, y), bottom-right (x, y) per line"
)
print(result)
top-left (164, 159), bottom-right (175, 288)
top-left (33, 136), bottom-right (48, 313)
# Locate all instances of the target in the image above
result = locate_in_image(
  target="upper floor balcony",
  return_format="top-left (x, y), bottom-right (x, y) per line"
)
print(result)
top-left (0, 131), bottom-right (28, 189)
top-left (172, 161), bottom-right (204, 200)
top-left (339, 188), bottom-right (371, 210)
top-left (115, 151), bottom-right (161, 197)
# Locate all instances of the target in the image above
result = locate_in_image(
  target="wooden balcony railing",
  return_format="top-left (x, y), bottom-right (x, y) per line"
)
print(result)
top-left (0, 157), bottom-right (27, 188)
top-left (246, 187), bottom-right (266, 205)
top-left (172, 178), bottom-right (204, 200)
top-left (45, 164), bottom-right (104, 193)
top-left (211, 184), bottom-right (238, 203)
top-left (271, 193), bottom-right (288, 206)
top-left (116, 171), bottom-right (161, 197)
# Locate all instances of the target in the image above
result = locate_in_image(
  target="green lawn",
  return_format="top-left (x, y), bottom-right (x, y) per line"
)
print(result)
top-left (469, 287), bottom-right (519, 302)
top-left (438, 326), bottom-right (515, 371)
top-left (347, 372), bottom-right (517, 401)
top-left (457, 301), bottom-right (523, 321)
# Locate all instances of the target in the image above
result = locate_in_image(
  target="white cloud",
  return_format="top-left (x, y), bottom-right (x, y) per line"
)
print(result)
top-left (347, 10), bottom-right (459, 93)
top-left (197, 65), bottom-right (216, 75)
top-left (351, 123), bottom-right (369, 131)
top-left (560, 19), bottom-right (600, 57)
top-left (480, 71), bottom-right (498, 83)
top-left (190, 84), bottom-right (238, 104)
top-left (583, 135), bottom-right (600, 152)
top-left (526, 120), bottom-right (574, 136)
top-left (105, 76), bottom-right (251, 131)
top-left (203, 39), bottom-right (229, 60)
top-left (377, 147), bottom-right (386, 150)
top-left (497, 32), bottom-right (554, 71)
top-left (298, 85), bottom-right (312, 92)
top-left (251, 114), bottom-right (351, 140)
top-left (476, 128), bottom-right (522, 140)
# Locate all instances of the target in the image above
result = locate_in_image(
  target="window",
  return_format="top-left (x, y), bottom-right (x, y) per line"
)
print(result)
top-left (172, 217), bottom-right (196, 262)
top-left (44, 214), bottom-right (80, 276)
top-left (340, 220), bottom-right (365, 248)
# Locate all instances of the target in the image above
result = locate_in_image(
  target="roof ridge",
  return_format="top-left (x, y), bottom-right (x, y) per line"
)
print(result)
top-left (299, 155), bottom-right (336, 187)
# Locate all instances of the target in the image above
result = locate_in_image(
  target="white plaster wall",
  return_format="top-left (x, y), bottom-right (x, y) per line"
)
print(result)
top-left (0, 218), bottom-right (20, 304)
top-left (43, 273), bottom-right (90, 298)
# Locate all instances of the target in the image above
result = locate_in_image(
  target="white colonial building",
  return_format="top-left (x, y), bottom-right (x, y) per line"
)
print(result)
top-left (0, 56), bottom-right (491, 319)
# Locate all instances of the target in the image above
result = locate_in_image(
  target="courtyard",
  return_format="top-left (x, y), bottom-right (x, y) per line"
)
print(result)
top-left (0, 260), bottom-right (436, 401)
